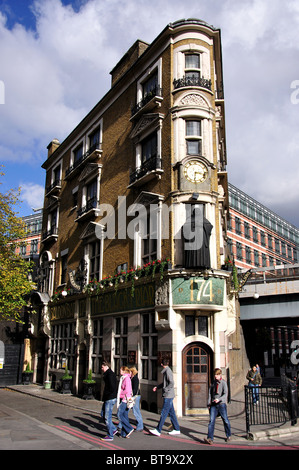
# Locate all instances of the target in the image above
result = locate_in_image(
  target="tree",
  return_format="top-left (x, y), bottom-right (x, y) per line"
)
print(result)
top-left (0, 169), bottom-right (35, 322)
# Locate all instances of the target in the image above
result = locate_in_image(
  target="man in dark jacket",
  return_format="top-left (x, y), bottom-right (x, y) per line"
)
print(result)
top-left (204, 368), bottom-right (231, 445)
top-left (101, 361), bottom-right (117, 441)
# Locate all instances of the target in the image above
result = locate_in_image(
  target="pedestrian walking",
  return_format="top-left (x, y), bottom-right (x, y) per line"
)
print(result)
top-left (117, 366), bottom-right (134, 438)
top-left (204, 368), bottom-right (231, 445)
top-left (100, 361), bottom-right (118, 441)
top-left (149, 358), bottom-right (180, 437)
top-left (246, 365), bottom-right (262, 404)
top-left (129, 367), bottom-right (144, 431)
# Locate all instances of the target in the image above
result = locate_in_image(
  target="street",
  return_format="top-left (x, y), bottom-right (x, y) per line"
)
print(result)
top-left (0, 388), bottom-right (298, 457)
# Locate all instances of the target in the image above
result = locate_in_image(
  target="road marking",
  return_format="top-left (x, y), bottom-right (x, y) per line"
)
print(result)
top-left (54, 424), bottom-right (125, 450)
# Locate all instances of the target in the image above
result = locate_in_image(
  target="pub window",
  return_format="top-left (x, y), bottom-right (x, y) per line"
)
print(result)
top-left (91, 319), bottom-right (103, 374)
top-left (114, 316), bottom-right (128, 374)
top-left (198, 316), bottom-right (208, 337)
top-left (185, 314), bottom-right (208, 337)
top-left (50, 322), bottom-right (76, 371)
top-left (141, 313), bottom-right (157, 381)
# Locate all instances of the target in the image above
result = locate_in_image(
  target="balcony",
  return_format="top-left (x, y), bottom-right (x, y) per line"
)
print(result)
top-left (42, 226), bottom-right (58, 243)
top-left (173, 76), bottom-right (212, 92)
top-left (46, 179), bottom-right (62, 197)
top-left (131, 87), bottom-right (163, 118)
top-left (129, 155), bottom-right (163, 187)
top-left (65, 143), bottom-right (102, 179)
top-left (76, 196), bottom-right (101, 222)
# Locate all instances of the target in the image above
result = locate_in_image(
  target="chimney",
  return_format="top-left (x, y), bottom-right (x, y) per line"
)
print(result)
top-left (47, 139), bottom-right (60, 158)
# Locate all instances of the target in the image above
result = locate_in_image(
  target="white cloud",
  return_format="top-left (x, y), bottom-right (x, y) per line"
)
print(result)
top-left (19, 182), bottom-right (44, 210)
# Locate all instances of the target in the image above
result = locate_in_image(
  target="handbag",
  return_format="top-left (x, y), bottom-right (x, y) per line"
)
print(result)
top-left (126, 395), bottom-right (135, 409)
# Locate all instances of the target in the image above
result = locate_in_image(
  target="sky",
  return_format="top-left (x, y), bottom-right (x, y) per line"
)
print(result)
top-left (0, 0), bottom-right (299, 228)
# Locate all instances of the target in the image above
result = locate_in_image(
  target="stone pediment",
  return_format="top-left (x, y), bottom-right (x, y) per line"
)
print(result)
top-left (130, 113), bottom-right (164, 140)
top-left (78, 163), bottom-right (102, 183)
top-left (80, 221), bottom-right (104, 240)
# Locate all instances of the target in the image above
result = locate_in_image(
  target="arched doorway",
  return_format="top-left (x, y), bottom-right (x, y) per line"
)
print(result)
top-left (182, 342), bottom-right (212, 415)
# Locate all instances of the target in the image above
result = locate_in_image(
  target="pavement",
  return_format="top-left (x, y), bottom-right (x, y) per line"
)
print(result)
top-left (5, 383), bottom-right (299, 446)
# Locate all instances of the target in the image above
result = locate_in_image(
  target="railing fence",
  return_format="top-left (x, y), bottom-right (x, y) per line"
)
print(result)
top-left (244, 377), bottom-right (298, 436)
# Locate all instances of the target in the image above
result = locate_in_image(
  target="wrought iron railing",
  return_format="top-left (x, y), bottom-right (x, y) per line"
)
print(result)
top-left (173, 75), bottom-right (212, 91)
top-left (129, 155), bottom-right (162, 185)
top-left (42, 226), bottom-right (58, 241)
top-left (65, 142), bottom-right (102, 177)
top-left (46, 179), bottom-right (61, 195)
top-left (131, 87), bottom-right (163, 116)
top-left (244, 382), bottom-right (298, 436)
top-left (76, 196), bottom-right (98, 218)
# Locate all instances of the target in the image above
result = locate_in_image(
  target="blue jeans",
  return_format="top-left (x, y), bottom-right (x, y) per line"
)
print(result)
top-left (132, 395), bottom-right (143, 431)
top-left (101, 398), bottom-right (117, 438)
top-left (248, 383), bottom-right (260, 403)
top-left (118, 401), bottom-right (134, 437)
top-left (207, 403), bottom-right (231, 441)
top-left (156, 397), bottom-right (180, 433)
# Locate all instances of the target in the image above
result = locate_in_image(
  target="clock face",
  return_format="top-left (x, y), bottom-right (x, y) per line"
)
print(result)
top-left (183, 160), bottom-right (208, 183)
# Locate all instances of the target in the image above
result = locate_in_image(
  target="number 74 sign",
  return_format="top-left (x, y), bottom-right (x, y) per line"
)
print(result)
top-left (172, 277), bottom-right (225, 306)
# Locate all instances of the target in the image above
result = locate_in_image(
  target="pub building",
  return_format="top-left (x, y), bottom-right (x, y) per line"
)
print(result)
top-left (30, 19), bottom-right (248, 416)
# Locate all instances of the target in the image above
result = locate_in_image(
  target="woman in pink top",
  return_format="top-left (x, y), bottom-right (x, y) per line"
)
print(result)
top-left (117, 366), bottom-right (134, 438)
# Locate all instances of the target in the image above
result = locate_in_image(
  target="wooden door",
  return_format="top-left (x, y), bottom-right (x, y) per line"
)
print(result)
top-left (182, 343), bottom-right (210, 415)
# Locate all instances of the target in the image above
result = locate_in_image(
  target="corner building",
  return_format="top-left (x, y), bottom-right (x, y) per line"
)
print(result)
top-left (37, 19), bottom-right (247, 416)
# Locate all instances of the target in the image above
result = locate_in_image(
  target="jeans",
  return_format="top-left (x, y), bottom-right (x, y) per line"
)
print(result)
top-left (118, 401), bottom-right (134, 437)
top-left (132, 395), bottom-right (143, 431)
top-left (248, 383), bottom-right (260, 403)
top-left (156, 398), bottom-right (180, 433)
top-left (207, 403), bottom-right (231, 441)
top-left (101, 398), bottom-right (117, 438)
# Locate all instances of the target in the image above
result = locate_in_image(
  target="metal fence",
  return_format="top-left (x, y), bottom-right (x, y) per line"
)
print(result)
top-left (244, 378), bottom-right (298, 435)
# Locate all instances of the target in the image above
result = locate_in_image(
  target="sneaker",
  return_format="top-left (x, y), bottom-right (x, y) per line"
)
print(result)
top-left (101, 436), bottom-right (113, 441)
top-left (169, 429), bottom-right (180, 435)
top-left (204, 438), bottom-right (213, 445)
top-left (225, 436), bottom-right (231, 442)
top-left (126, 429), bottom-right (134, 438)
top-left (149, 428), bottom-right (161, 437)
top-left (113, 429), bottom-right (118, 436)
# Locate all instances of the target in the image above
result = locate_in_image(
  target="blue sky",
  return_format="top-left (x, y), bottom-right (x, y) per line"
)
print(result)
top-left (0, 0), bottom-right (299, 228)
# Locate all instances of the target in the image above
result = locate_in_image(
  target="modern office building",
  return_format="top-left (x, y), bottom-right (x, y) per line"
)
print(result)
top-left (227, 183), bottom-right (299, 271)
top-left (29, 19), bottom-right (248, 416)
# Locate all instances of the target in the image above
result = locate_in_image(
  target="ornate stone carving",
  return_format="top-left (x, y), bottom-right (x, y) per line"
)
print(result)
top-left (180, 94), bottom-right (208, 107)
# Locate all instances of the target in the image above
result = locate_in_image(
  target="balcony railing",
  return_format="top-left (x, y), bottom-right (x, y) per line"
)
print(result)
top-left (46, 179), bottom-right (62, 196)
top-left (129, 155), bottom-right (162, 185)
top-left (65, 142), bottom-right (102, 178)
top-left (76, 196), bottom-right (98, 219)
top-left (173, 75), bottom-right (212, 91)
top-left (131, 87), bottom-right (163, 117)
top-left (42, 226), bottom-right (58, 241)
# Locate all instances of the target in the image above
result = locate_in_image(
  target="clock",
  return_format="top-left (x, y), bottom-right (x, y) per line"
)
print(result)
top-left (183, 160), bottom-right (208, 183)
